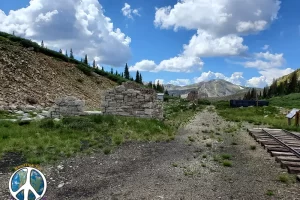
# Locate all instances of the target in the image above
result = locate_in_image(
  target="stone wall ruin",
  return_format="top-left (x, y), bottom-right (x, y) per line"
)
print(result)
top-left (101, 82), bottom-right (163, 119)
top-left (49, 96), bottom-right (85, 118)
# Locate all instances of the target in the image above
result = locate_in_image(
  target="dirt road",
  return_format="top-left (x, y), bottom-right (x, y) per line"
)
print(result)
top-left (1, 106), bottom-right (300, 199)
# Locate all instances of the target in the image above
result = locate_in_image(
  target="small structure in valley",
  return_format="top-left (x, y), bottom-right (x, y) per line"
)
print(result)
top-left (101, 82), bottom-right (163, 119)
top-left (157, 93), bottom-right (164, 101)
top-left (187, 90), bottom-right (199, 101)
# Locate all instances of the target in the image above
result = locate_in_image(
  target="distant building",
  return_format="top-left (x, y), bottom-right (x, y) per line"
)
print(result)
top-left (157, 93), bottom-right (164, 101)
top-left (187, 90), bottom-right (198, 101)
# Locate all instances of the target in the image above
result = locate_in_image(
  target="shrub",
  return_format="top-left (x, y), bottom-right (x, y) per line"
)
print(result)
top-left (197, 99), bottom-right (211, 105)
top-left (62, 117), bottom-right (95, 131)
top-left (223, 160), bottom-right (232, 167)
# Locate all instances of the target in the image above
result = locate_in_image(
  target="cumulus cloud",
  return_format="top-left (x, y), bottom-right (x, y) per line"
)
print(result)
top-left (121, 3), bottom-right (140, 19)
top-left (129, 56), bottom-right (204, 73)
top-left (244, 51), bottom-right (285, 70)
top-left (168, 79), bottom-right (191, 86)
top-left (154, 0), bottom-right (280, 36)
top-left (183, 30), bottom-right (248, 57)
top-left (0, 0), bottom-right (131, 66)
top-left (150, 0), bottom-right (281, 71)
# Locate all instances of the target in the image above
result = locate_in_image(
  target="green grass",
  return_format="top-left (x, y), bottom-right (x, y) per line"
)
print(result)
top-left (269, 93), bottom-right (300, 109)
top-left (0, 115), bottom-right (175, 165)
top-left (221, 154), bottom-right (232, 160)
top-left (266, 190), bottom-right (274, 196)
top-left (223, 160), bottom-right (232, 167)
top-left (214, 102), bottom-right (300, 131)
top-left (278, 173), bottom-right (296, 184)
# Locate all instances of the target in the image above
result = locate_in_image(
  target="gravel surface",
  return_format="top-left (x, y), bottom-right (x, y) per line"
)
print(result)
top-left (1, 106), bottom-right (300, 199)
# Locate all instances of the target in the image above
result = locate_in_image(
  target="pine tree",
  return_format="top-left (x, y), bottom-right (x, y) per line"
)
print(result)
top-left (93, 60), bottom-right (96, 68)
top-left (135, 71), bottom-right (140, 83)
top-left (102, 66), bottom-right (104, 71)
top-left (110, 68), bottom-right (113, 74)
top-left (65, 50), bottom-right (68, 57)
top-left (164, 90), bottom-right (169, 95)
top-left (115, 70), bottom-right (118, 75)
top-left (59, 49), bottom-right (62, 54)
top-left (84, 55), bottom-right (88, 65)
top-left (148, 81), bottom-right (152, 88)
top-left (81, 58), bottom-right (83, 62)
top-left (263, 87), bottom-right (267, 98)
top-left (121, 72), bottom-right (124, 77)
top-left (139, 73), bottom-right (142, 84)
top-left (41, 40), bottom-right (44, 48)
top-left (70, 49), bottom-right (74, 59)
top-left (289, 71), bottom-right (298, 93)
top-left (124, 63), bottom-right (130, 79)
top-left (130, 77), bottom-right (134, 81)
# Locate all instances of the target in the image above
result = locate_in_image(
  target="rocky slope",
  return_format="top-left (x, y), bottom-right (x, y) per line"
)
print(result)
top-left (165, 79), bottom-right (250, 98)
top-left (0, 40), bottom-right (117, 110)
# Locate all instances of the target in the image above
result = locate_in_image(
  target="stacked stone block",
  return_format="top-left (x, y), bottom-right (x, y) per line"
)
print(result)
top-left (101, 82), bottom-right (163, 119)
top-left (49, 96), bottom-right (85, 118)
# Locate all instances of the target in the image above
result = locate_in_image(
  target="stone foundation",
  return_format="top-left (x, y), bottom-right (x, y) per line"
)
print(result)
top-left (101, 82), bottom-right (163, 119)
top-left (49, 96), bottom-right (85, 118)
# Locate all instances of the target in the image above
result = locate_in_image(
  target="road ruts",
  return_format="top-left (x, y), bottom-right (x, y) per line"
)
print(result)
top-left (248, 128), bottom-right (300, 181)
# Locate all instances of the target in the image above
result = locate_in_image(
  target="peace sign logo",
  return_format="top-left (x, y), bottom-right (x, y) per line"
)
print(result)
top-left (9, 167), bottom-right (47, 200)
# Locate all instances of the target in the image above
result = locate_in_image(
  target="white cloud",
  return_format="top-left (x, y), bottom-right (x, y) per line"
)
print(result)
top-left (246, 76), bottom-right (268, 88)
top-left (168, 79), bottom-right (191, 86)
top-left (262, 45), bottom-right (269, 50)
top-left (129, 55), bottom-right (204, 73)
top-left (244, 51), bottom-right (285, 70)
top-left (154, 0), bottom-right (280, 36)
top-left (121, 3), bottom-right (140, 19)
top-left (0, 0), bottom-right (131, 66)
top-left (183, 30), bottom-right (248, 57)
top-left (236, 20), bottom-right (267, 33)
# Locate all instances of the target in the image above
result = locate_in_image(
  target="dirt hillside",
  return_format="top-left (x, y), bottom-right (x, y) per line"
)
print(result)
top-left (0, 40), bottom-right (117, 109)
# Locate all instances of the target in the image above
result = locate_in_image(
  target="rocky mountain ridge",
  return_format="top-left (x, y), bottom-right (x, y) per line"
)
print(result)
top-left (165, 79), bottom-right (250, 98)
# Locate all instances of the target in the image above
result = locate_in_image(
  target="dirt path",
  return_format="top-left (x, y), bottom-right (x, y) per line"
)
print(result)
top-left (1, 106), bottom-right (300, 199)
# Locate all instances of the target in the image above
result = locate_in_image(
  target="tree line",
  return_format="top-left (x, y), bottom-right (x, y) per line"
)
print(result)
top-left (41, 40), bottom-right (167, 93)
top-left (243, 70), bottom-right (299, 100)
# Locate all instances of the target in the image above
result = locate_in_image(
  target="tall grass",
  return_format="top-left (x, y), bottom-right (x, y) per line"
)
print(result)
top-left (0, 115), bottom-right (174, 165)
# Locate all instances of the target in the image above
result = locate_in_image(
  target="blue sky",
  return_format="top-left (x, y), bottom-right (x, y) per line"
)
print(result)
top-left (0, 0), bottom-right (299, 88)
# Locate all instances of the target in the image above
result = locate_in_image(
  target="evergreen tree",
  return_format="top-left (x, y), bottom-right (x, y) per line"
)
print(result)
top-left (59, 49), bottom-right (62, 54)
top-left (115, 70), bottom-right (118, 75)
top-left (289, 71), bottom-right (298, 93)
top-left (124, 63), bottom-right (130, 79)
top-left (65, 50), bottom-right (68, 57)
top-left (84, 54), bottom-right (88, 65)
top-left (135, 71), bottom-right (140, 83)
top-left (164, 90), bottom-right (169, 95)
top-left (148, 81), bottom-right (152, 88)
top-left (41, 40), bottom-right (44, 48)
top-left (70, 49), bottom-right (74, 59)
top-left (263, 87), bottom-right (267, 98)
top-left (111, 68), bottom-right (113, 74)
top-left (92, 60), bottom-right (96, 68)
top-left (102, 66), bottom-right (104, 71)
top-left (130, 77), bottom-right (134, 81)
top-left (81, 58), bottom-right (83, 62)
top-left (139, 73), bottom-right (142, 84)
top-left (121, 72), bottom-right (124, 77)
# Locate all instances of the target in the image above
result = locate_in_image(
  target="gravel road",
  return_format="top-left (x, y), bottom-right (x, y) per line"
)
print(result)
top-left (1, 106), bottom-right (300, 199)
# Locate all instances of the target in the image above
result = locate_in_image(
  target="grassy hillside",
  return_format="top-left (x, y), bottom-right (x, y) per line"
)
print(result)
top-left (276, 69), bottom-right (300, 85)
top-left (268, 93), bottom-right (300, 109)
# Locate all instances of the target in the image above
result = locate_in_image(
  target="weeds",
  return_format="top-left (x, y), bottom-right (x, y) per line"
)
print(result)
top-left (223, 160), bottom-right (232, 167)
top-left (266, 190), bottom-right (274, 196)
top-left (221, 154), bottom-right (232, 160)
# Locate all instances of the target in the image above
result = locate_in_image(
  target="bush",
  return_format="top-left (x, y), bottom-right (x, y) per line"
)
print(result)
top-left (197, 99), bottom-right (211, 105)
